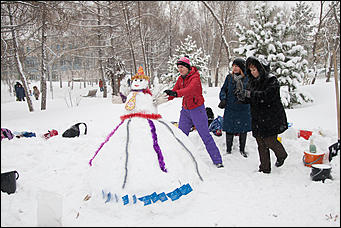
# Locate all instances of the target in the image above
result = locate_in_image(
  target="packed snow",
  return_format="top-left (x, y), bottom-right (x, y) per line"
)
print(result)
top-left (1, 78), bottom-right (340, 226)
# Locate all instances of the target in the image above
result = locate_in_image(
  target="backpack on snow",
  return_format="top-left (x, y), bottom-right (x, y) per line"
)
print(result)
top-left (62, 123), bottom-right (87, 138)
top-left (209, 116), bottom-right (223, 137)
top-left (43, 129), bottom-right (58, 139)
top-left (1, 128), bottom-right (14, 141)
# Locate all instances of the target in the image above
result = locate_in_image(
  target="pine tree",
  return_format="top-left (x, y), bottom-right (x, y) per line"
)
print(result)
top-left (288, 1), bottom-right (315, 56)
top-left (161, 35), bottom-right (210, 85)
top-left (234, 3), bottom-right (313, 108)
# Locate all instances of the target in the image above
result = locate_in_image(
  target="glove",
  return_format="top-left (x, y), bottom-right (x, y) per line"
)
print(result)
top-left (218, 99), bottom-right (226, 109)
top-left (154, 93), bottom-right (169, 105)
top-left (236, 89), bottom-right (251, 101)
top-left (164, 90), bottom-right (177, 97)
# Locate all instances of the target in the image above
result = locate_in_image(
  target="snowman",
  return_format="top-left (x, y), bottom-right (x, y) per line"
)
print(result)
top-left (123, 66), bottom-right (157, 115)
top-left (87, 66), bottom-right (207, 206)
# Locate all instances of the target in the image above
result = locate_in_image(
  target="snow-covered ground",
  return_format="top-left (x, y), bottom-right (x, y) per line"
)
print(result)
top-left (1, 78), bottom-right (340, 226)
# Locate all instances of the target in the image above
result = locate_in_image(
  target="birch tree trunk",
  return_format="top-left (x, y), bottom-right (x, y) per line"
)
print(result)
top-left (332, 2), bottom-right (340, 139)
top-left (138, 1), bottom-right (148, 76)
top-left (214, 40), bottom-right (223, 87)
top-left (8, 4), bottom-right (34, 112)
top-left (333, 49), bottom-right (340, 140)
top-left (108, 2), bottom-right (118, 96)
top-left (121, 1), bottom-right (137, 74)
top-left (40, 4), bottom-right (48, 110)
top-left (168, 1), bottom-right (172, 57)
top-left (97, 5), bottom-right (107, 98)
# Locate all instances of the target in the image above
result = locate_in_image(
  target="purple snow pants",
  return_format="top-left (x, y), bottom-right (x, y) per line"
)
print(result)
top-left (178, 104), bottom-right (222, 165)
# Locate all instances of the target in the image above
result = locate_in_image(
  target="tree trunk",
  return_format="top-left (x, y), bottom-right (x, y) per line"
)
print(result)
top-left (40, 4), bottom-right (48, 110)
top-left (214, 40), bottom-right (223, 87)
top-left (59, 73), bottom-right (62, 88)
top-left (48, 65), bottom-right (54, 100)
top-left (201, 1), bottom-right (230, 61)
top-left (326, 52), bottom-right (333, 82)
top-left (333, 49), bottom-right (340, 139)
top-left (97, 5), bottom-right (107, 98)
top-left (168, 1), bottom-right (172, 57)
top-left (108, 3), bottom-right (118, 96)
top-left (8, 4), bottom-right (34, 112)
top-left (138, 1), bottom-right (148, 76)
top-left (311, 1), bottom-right (325, 85)
top-left (122, 1), bottom-right (137, 74)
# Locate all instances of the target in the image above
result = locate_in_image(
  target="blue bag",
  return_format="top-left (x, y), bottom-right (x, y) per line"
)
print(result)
top-left (209, 116), bottom-right (223, 136)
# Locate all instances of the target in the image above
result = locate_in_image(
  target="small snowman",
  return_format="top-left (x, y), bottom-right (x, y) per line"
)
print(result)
top-left (124, 66), bottom-right (157, 115)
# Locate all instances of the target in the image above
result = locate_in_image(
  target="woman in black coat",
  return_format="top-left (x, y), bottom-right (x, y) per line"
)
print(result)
top-left (17, 84), bottom-right (26, 101)
top-left (234, 56), bottom-right (288, 173)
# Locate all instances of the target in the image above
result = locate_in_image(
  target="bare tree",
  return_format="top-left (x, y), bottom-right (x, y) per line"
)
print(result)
top-left (121, 1), bottom-right (137, 74)
top-left (7, 3), bottom-right (34, 111)
top-left (200, 1), bottom-right (240, 86)
top-left (324, 1), bottom-right (340, 82)
top-left (201, 1), bottom-right (231, 62)
top-left (96, 2), bottom-right (107, 98)
top-left (311, 1), bottom-right (334, 84)
top-left (40, 3), bottom-right (48, 110)
top-left (137, 1), bottom-right (147, 75)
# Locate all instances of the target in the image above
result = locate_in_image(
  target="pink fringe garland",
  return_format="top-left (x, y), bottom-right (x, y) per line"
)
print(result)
top-left (89, 120), bottom-right (124, 166)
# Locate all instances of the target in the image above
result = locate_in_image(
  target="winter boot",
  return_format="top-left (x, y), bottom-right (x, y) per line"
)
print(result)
top-left (215, 163), bottom-right (224, 168)
top-left (226, 133), bottom-right (234, 154)
top-left (239, 133), bottom-right (248, 158)
top-left (275, 154), bottom-right (288, 167)
top-left (240, 151), bottom-right (248, 158)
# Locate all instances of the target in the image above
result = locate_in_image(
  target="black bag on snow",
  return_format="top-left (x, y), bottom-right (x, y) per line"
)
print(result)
top-left (1, 170), bottom-right (19, 194)
top-left (206, 107), bottom-right (215, 127)
top-left (62, 122), bottom-right (87, 138)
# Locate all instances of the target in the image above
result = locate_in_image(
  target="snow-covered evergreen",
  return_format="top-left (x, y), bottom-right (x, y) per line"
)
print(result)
top-left (161, 35), bottom-right (210, 85)
top-left (233, 3), bottom-right (313, 108)
top-left (288, 1), bottom-right (315, 57)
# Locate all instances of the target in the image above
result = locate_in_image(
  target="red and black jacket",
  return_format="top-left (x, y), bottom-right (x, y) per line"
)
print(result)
top-left (168, 66), bottom-right (204, 110)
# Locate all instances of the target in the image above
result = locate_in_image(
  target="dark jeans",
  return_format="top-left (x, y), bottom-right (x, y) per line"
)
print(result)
top-left (255, 135), bottom-right (287, 172)
top-left (226, 132), bottom-right (247, 153)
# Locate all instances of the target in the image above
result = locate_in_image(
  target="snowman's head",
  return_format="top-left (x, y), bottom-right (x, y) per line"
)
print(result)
top-left (131, 66), bottom-right (149, 90)
top-left (131, 78), bottom-right (148, 90)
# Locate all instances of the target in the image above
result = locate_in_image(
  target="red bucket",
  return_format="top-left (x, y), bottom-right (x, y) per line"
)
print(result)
top-left (303, 151), bottom-right (324, 167)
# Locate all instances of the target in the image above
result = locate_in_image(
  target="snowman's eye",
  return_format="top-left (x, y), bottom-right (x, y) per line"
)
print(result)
top-left (140, 79), bottom-right (143, 82)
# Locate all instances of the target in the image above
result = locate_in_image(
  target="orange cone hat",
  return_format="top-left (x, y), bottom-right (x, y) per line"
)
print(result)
top-left (131, 66), bottom-right (149, 81)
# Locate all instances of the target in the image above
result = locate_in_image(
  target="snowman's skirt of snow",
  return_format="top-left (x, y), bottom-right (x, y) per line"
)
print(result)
top-left (87, 114), bottom-right (207, 206)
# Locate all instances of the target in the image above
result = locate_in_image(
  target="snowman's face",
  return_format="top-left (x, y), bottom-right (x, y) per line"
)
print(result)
top-left (131, 78), bottom-right (148, 90)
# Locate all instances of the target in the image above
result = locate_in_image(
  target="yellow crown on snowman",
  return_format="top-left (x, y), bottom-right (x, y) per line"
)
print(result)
top-left (131, 66), bottom-right (150, 81)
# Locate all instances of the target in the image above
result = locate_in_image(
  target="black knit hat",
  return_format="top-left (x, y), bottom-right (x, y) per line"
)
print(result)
top-left (232, 58), bottom-right (246, 73)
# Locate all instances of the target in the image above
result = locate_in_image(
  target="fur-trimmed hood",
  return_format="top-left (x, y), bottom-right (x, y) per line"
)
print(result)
top-left (245, 56), bottom-right (270, 79)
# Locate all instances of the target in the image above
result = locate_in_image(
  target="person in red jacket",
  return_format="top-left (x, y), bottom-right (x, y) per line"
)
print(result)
top-left (99, 79), bottom-right (104, 92)
top-left (164, 56), bottom-right (223, 168)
